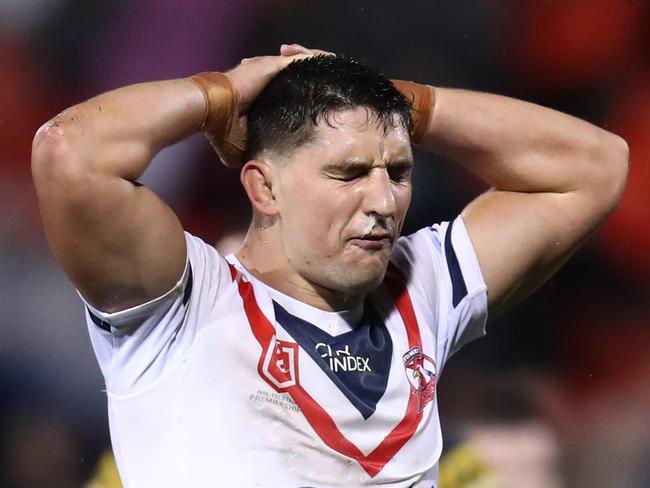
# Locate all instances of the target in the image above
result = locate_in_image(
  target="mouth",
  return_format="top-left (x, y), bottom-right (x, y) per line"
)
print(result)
top-left (348, 233), bottom-right (394, 250)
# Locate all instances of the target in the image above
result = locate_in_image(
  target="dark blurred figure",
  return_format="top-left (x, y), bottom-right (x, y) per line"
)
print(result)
top-left (1, 411), bottom-right (81, 488)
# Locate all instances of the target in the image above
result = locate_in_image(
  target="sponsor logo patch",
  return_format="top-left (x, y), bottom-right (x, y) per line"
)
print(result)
top-left (315, 343), bottom-right (372, 373)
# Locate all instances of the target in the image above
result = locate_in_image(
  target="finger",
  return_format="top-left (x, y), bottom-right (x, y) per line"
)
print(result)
top-left (280, 43), bottom-right (335, 57)
top-left (280, 43), bottom-right (309, 56)
top-left (305, 47), bottom-right (335, 56)
top-left (294, 43), bottom-right (335, 56)
top-left (279, 53), bottom-right (318, 68)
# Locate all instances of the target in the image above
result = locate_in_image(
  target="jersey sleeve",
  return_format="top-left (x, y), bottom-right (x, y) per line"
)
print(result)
top-left (80, 232), bottom-right (229, 395)
top-left (390, 215), bottom-right (488, 371)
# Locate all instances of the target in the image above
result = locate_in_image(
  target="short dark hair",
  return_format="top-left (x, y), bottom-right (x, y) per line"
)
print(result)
top-left (244, 54), bottom-right (412, 161)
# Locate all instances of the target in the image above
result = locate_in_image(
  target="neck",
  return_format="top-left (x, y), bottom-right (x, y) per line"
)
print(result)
top-left (236, 219), bottom-right (364, 312)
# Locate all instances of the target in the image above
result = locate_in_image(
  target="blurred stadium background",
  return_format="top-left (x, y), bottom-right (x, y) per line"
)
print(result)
top-left (0, 1), bottom-right (648, 486)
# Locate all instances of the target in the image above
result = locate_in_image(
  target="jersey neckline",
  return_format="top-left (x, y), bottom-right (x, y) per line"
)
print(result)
top-left (224, 254), bottom-right (364, 336)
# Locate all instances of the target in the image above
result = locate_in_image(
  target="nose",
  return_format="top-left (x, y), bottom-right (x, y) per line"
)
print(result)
top-left (362, 169), bottom-right (397, 218)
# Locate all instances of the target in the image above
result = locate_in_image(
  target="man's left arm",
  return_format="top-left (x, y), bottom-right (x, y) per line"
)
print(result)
top-left (417, 87), bottom-right (629, 318)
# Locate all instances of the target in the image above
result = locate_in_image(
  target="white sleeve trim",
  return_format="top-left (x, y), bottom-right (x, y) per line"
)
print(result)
top-left (451, 215), bottom-right (487, 297)
top-left (78, 258), bottom-right (190, 329)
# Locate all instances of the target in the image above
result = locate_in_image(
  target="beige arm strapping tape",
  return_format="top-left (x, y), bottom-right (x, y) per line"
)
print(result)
top-left (188, 72), bottom-right (246, 168)
top-left (391, 79), bottom-right (436, 144)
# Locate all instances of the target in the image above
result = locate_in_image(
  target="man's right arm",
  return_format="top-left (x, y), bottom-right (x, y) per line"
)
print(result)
top-left (32, 49), bottom-right (319, 314)
top-left (32, 79), bottom-right (205, 313)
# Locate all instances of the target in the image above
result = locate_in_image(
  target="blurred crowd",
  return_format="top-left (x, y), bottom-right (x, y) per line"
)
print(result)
top-left (0, 1), bottom-right (648, 487)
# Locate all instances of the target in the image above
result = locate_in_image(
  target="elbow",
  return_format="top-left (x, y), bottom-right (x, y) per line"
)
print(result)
top-left (585, 130), bottom-right (629, 216)
top-left (601, 132), bottom-right (629, 211)
top-left (32, 121), bottom-right (67, 174)
top-left (31, 120), bottom-right (83, 188)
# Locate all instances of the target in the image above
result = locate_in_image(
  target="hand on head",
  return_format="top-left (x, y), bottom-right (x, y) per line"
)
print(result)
top-left (198, 44), bottom-right (333, 168)
top-left (227, 44), bottom-right (334, 113)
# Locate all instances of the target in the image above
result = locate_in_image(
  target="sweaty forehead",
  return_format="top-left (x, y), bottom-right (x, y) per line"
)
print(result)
top-left (291, 107), bottom-right (412, 166)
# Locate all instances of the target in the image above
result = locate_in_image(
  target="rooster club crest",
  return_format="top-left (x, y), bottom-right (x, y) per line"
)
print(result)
top-left (403, 347), bottom-right (436, 411)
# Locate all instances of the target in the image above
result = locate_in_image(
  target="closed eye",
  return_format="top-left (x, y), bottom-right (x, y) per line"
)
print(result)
top-left (333, 171), bottom-right (366, 182)
top-left (387, 162), bottom-right (413, 182)
top-left (323, 162), bottom-right (370, 182)
top-left (322, 160), bottom-right (413, 183)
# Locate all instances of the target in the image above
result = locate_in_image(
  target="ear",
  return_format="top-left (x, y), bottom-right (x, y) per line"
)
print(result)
top-left (240, 160), bottom-right (279, 215)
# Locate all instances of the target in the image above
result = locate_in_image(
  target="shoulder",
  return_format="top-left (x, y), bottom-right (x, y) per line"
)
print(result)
top-left (391, 217), bottom-right (486, 304)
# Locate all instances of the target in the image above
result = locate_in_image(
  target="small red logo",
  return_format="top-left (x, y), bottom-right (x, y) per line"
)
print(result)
top-left (403, 347), bottom-right (436, 412)
top-left (260, 338), bottom-right (299, 392)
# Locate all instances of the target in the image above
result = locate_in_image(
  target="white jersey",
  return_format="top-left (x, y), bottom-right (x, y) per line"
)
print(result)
top-left (83, 216), bottom-right (488, 487)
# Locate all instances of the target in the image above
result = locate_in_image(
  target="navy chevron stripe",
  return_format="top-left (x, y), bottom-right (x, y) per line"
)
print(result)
top-left (444, 220), bottom-right (468, 307)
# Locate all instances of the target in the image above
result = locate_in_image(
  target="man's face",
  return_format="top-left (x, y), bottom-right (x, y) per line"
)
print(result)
top-left (272, 107), bottom-right (413, 296)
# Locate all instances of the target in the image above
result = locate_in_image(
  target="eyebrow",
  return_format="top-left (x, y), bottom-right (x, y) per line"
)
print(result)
top-left (321, 159), bottom-right (413, 174)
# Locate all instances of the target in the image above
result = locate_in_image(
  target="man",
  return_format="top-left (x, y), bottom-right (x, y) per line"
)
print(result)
top-left (31, 44), bottom-right (628, 487)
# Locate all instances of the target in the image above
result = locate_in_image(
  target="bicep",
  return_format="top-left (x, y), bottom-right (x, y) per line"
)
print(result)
top-left (462, 188), bottom-right (602, 318)
top-left (33, 149), bottom-right (186, 313)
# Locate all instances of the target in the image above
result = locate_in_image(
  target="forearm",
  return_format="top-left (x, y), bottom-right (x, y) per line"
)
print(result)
top-left (414, 87), bottom-right (628, 316)
top-left (33, 79), bottom-right (206, 180)
top-left (418, 87), bottom-right (628, 197)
